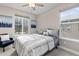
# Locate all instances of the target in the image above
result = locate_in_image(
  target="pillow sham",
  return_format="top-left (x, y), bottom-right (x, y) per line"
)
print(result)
top-left (43, 32), bottom-right (48, 36)
top-left (47, 29), bottom-right (53, 36)
top-left (1, 35), bottom-right (10, 41)
top-left (47, 29), bottom-right (58, 37)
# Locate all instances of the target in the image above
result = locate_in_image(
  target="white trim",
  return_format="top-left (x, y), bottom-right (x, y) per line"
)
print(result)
top-left (61, 21), bottom-right (79, 24)
top-left (59, 46), bottom-right (79, 56)
top-left (60, 37), bottom-right (79, 43)
top-left (22, 18), bottom-right (23, 34)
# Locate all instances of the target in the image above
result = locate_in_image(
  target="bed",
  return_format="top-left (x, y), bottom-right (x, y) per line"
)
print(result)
top-left (14, 29), bottom-right (59, 56)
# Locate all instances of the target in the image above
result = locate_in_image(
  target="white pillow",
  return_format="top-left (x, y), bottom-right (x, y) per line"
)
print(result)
top-left (47, 29), bottom-right (53, 35)
top-left (1, 35), bottom-right (10, 41)
top-left (43, 32), bottom-right (48, 36)
top-left (47, 29), bottom-right (58, 37)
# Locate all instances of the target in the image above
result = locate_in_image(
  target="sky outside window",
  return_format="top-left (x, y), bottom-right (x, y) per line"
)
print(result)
top-left (60, 7), bottom-right (79, 21)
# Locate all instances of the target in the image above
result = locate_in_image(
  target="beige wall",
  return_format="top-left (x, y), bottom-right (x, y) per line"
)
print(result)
top-left (0, 5), bottom-right (36, 37)
top-left (37, 6), bottom-right (59, 31)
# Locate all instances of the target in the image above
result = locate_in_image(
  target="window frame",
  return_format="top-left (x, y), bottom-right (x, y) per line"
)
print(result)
top-left (60, 6), bottom-right (79, 39)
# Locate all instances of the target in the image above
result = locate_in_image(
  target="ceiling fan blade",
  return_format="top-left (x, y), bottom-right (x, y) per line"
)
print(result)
top-left (22, 4), bottom-right (29, 7)
top-left (35, 3), bottom-right (44, 7)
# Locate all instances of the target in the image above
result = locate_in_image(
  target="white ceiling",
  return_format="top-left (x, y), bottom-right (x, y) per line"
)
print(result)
top-left (0, 3), bottom-right (58, 15)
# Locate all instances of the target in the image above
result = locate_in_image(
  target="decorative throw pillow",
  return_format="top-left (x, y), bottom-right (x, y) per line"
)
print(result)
top-left (1, 35), bottom-right (9, 41)
top-left (47, 29), bottom-right (58, 37)
top-left (43, 32), bottom-right (48, 36)
top-left (47, 29), bottom-right (53, 36)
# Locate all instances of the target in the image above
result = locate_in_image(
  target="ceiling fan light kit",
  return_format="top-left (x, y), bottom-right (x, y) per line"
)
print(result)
top-left (29, 3), bottom-right (35, 7)
top-left (22, 3), bottom-right (44, 10)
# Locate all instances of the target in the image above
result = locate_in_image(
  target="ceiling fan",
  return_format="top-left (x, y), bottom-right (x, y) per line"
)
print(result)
top-left (22, 3), bottom-right (44, 10)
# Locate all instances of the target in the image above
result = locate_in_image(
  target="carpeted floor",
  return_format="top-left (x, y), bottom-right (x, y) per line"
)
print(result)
top-left (45, 48), bottom-right (76, 56)
top-left (0, 46), bottom-right (76, 56)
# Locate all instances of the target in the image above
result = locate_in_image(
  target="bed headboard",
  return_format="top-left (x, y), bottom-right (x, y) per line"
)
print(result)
top-left (46, 28), bottom-right (59, 37)
top-left (0, 33), bottom-right (8, 35)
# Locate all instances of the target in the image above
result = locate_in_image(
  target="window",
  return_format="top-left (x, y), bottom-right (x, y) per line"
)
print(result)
top-left (60, 7), bottom-right (79, 39)
top-left (15, 16), bottom-right (28, 34)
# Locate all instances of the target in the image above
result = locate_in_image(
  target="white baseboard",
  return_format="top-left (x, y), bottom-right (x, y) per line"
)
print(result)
top-left (60, 37), bottom-right (79, 43)
top-left (59, 46), bottom-right (79, 56)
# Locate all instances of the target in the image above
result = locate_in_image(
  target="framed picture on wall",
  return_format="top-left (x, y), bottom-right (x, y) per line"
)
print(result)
top-left (0, 15), bottom-right (12, 28)
top-left (31, 20), bottom-right (37, 28)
